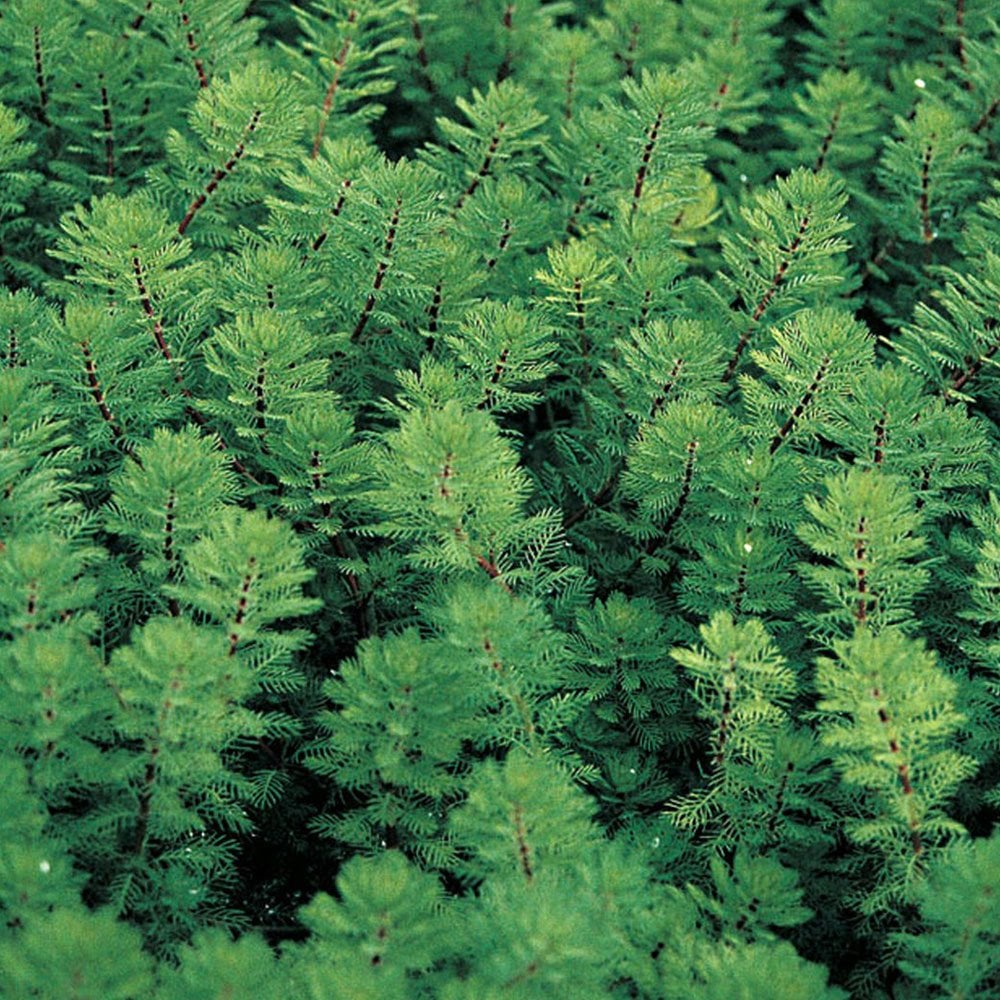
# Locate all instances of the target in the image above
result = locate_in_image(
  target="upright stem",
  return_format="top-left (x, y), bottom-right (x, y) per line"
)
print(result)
top-left (178, 110), bottom-right (262, 235)
top-left (311, 10), bottom-right (357, 158)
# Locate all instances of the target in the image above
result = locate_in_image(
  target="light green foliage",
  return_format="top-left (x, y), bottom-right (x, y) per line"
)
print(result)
top-left (111, 616), bottom-right (264, 839)
top-left (153, 62), bottom-right (306, 243)
top-left (797, 467), bottom-right (930, 642)
top-left (143, 0), bottom-right (262, 93)
top-left (36, 298), bottom-right (181, 454)
top-left (877, 102), bottom-right (986, 251)
top-left (281, 0), bottom-right (407, 154)
top-left (713, 168), bottom-right (853, 381)
top-left (2, 2), bottom-right (999, 995)
top-left (0, 0), bottom-right (79, 127)
top-left (306, 629), bottom-right (482, 862)
top-left (443, 299), bottom-right (557, 414)
top-left (427, 582), bottom-right (569, 748)
top-left (165, 507), bottom-right (320, 683)
top-left (894, 831), bottom-right (1000, 999)
top-left (0, 907), bottom-right (154, 1000)
top-left (49, 192), bottom-right (209, 361)
top-left (815, 627), bottom-right (976, 912)
top-left (106, 427), bottom-right (239, 604)
top-left (0, 103), bottom-right (42, 283)
top-left (605, 318), bottom-right (728, 424)
top-left (200, 311), bottom-right (329, 464)
top-left (667, 613), bottom-right (800, 849)
top-left (740, 307), bottom-right (875, 455)
top-left (621, 399), bottom-right (745, 552)
top-left (598, 67), bottom-right (712, 222)
top-left (566, 592), bottom-right (686, 755)
top-left (449, 748), bottom-right (601, 883)
top-left (291, 851), bottom-right (447, 1000)
top-left (156, 930), bottom-right (285, 1000)
top-left (421, 81), bottom-right (548, 212)
top-left (896, 249), bottom-right (1000, 407)
top-left (692, 848), bottom-right (813, 942)
top-left (364, 399), bottom-right (531, 577)
top-left (438, 868), bottom-right (619, 1000)
top-left (776, 69), bottom-right (882, 178)
top-left (589, 0), bottom-right (684, 79)
top-left (678, 940), bottom-right (848, 1000)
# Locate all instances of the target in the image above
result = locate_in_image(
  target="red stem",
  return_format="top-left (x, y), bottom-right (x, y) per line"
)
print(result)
top-left (177, 110), bottom-right (262, 235)
top-left (312, 11), bottom-right (357, 159)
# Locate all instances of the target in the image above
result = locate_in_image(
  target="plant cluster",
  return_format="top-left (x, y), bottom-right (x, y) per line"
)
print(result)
top-left (1, 1), bottom-right (999, 996)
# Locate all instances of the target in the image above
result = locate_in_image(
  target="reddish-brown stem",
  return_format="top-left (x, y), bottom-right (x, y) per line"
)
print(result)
top-left (310, 178), bottom-right (352, 252)
top-left (711, 79), bottom-right (730, 115)
top-left (632, 108), bottom-right (664, 216)
top-left (496, 5), bottom-right (515, 82)
top-left (872, 689), bottom-right (923, 855)
top-left (769, 357), bottom-right (830, 454)
top-left (914, 461), bottom-right (934, 513)
top-left (478, 347), bottom-right (509, 409)
top-left (855, 517), bottom-right (868, 625)
top-left (312, 12), bottom-right (357, 159)
top-left (656, 439), bottom-right (698, 541)
top-left (919, 144), bottom-right (935, 243)
top-left (163, 492), bottom-right (181, 617)
top-left (955, 0), bottom-right (969, 80)
top-left (410, 13), bottom-right (436, 95)
top-left (33, 26), bottom-right (50, 125)
top-left (455, 124), bottom-right (505, 213)
top-left (351, 197), bottom-right (401, 342)
top-left (722, 213), bottom-right (811, 382)
top-left (133, 749), bottom-right (159, 857)
top-left (972, 97), bottom-right (1000, 134)
top-left (485, 218), bottom-right (512, 269)
top-left (618, 22), bottom-right (639, 77)
top-left (484, 637), bottom-right (535, 742)
top-left (764, 761), bottom-right (795, 841)
top-left (813, 107), bottom-right (842, 172)
top-left (732, 528), bottom-right (751, 617)
top-left (131, 253), bottom-right (173, 361)
top-left (565, 173), bottom-right (592, 236)
top-left (948, 319), bottom-right (1000, 396)
top-left (178, 0), bottom-right (209, 88)
top-left (476, 552), bottom-right (514, 594)
top-left (734, 898), bottom-right (762, 935)
top-left (637, 287), bottom-right (652, 330)
top-left (254, 366), bottom-right (270, 453)
top-left (228, 557), bottom-right (257, 657)
top-left (427, 284), bottom-right (442, 329)
top-left (512, 804), bottom-right (533, 880)
top-left (872, 411), bottom-right (887, 465)
top-left (127, 1), bottom-right (154, 34)
top-left (177, 109), bottom-right (262, 235)
top-left (649, 357), bottom-right (685, 420)
top-left (564, 59), bottom-right (577, 120)
top-left (713, 654), bottom-right (737, 766)
top-left (131, 257), bottom-right (259, 482)
top-left (99, 81), bottom-right (115, 179)
top-left (79, 341), bottom-right (127, 446)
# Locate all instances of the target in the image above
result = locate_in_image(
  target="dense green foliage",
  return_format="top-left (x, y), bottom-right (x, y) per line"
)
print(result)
top-left (1, 0), bottom-right (999, 996)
